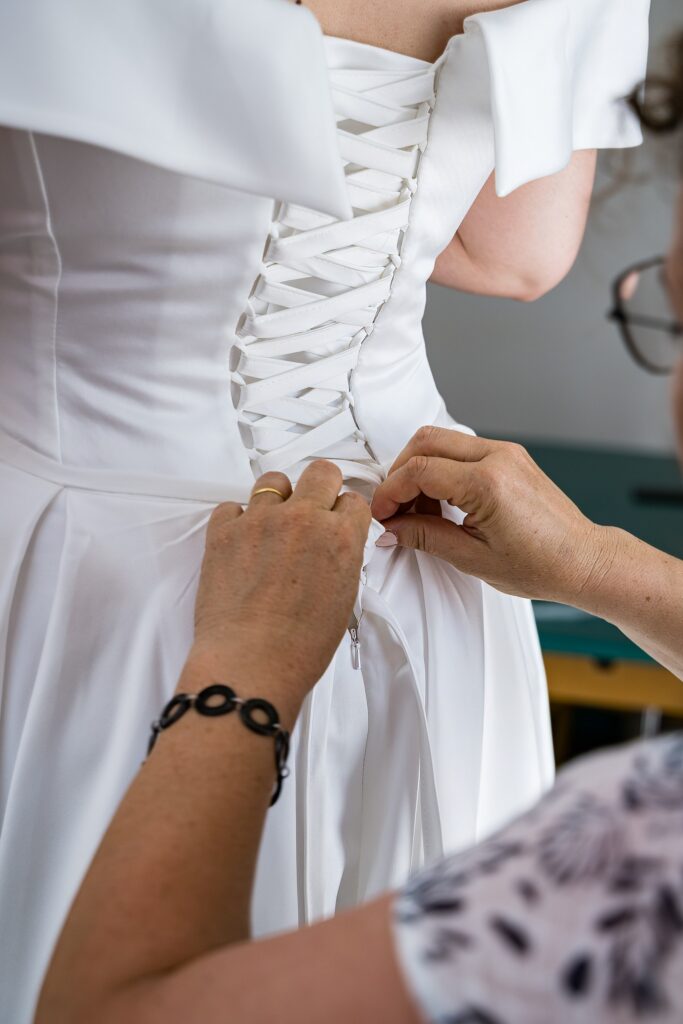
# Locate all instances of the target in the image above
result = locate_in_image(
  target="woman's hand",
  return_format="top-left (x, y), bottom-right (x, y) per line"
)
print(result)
top-left (373, 426), bottom-right (683, 681)
top-left (190, 461), bottom-right (371, 707)
top-left (371, 426), bottom-right (612, 604)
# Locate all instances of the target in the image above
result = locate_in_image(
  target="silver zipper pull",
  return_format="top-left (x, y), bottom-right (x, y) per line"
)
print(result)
top-left (348, 565), bottom-right (367, 671)
top-left (349, 626), bottom-right (361, 670)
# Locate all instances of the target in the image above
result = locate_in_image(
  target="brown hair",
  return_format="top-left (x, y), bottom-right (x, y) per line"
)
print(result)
top-left (629, 31), bottom-right (683, 135)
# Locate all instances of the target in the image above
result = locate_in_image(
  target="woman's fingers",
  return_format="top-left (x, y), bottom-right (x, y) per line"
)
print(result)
top-left (380, 513), bottom-right (481, 569)
top-left (291, 460), bottom-right (343, 510)
top-left (375, 439), bottom-right (601, 605)
top-left (207, 501), bottom-right (244, 537)
top-left (386, 426), bottom-right (496, 478)
top-left (415, 493), bottom-right (443, 518)
top-left (371, 456), bottom-right (479, 522)
top-left (372, 426), bottom-right (497, 520)
top-left (248, 471), bottom-right (293, 508)
top-left (333, 490), bottom-right (372, 538)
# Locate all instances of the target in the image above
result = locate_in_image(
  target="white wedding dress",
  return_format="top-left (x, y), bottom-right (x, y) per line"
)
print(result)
top-left (0, 0), bottom-right (649, 1020)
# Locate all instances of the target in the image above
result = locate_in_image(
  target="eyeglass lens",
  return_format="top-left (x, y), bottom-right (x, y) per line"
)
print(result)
top-left (617, 261), bottom-right (681, 372)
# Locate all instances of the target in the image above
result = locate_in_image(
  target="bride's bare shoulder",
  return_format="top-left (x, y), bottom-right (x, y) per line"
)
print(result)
top-left (302, 0), bottom-right (526, 61)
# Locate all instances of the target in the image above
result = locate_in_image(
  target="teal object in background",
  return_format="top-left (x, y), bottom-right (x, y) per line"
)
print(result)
top-left (527, 444), bottom-right (682, 664)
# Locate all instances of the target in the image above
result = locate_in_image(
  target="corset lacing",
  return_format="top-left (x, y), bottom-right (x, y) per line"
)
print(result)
top-left (231, 58), bottom-right (436, 489)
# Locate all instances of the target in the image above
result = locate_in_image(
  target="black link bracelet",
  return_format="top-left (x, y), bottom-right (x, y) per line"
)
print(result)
top-left (147, 684), bottom-right (291, 806)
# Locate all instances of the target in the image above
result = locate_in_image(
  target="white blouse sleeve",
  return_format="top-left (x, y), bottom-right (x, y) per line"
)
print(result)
top-left (393, 735), bottom-right (683, 1024)
top-left (0, 0), bottom-right (352, 220)
top-left (456, 0), bottom-right (651, 196)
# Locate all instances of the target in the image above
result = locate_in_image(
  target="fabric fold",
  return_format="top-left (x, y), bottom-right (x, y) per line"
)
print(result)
top-left (0, 0), bottom-right (352, 219)
top-left (452, 0), bottom-right (650, 196)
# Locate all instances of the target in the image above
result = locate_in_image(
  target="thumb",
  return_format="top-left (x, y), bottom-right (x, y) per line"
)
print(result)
top-left (381, 513), bottom-right (482, 570)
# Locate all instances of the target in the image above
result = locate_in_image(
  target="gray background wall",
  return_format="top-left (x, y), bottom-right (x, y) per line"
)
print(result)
top-left (423, 0), bottom-right (681, 455)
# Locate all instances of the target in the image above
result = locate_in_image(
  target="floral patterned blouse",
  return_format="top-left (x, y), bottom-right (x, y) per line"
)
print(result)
top-left (393, 734), bottom-right (683, 1023)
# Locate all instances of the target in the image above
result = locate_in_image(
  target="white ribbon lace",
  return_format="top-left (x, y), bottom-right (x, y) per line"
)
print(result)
top-left (231, 59), bottom-right (436, 488)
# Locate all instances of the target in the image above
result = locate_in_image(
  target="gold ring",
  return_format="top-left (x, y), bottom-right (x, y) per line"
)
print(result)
top-left (251, 486), bottom-right (288, 500)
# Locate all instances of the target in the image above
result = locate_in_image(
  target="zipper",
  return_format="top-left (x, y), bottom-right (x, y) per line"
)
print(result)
top-left (348, 619), bottom-right (362, 670)
top-left (348, 566), bottom-right (368, 670)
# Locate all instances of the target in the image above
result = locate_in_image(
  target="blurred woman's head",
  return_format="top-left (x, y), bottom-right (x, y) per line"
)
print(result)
top-left (631, 32), bottom-right (683, 317)
top-left (631, 33), bottom-right (683, 456)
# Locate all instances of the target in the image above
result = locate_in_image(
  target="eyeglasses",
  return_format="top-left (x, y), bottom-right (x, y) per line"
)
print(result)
top-left (608, 256), bottom-right (683, 374)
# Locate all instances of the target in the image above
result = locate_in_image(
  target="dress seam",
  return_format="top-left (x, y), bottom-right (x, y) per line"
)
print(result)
top-left (27, 132), bottom-right (63, 463)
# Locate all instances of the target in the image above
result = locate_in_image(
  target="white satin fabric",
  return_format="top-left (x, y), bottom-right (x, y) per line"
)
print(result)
top-left (0, 2), bottom-right (649, 1021)
top-left (0, 0), bottom-right (351, 220)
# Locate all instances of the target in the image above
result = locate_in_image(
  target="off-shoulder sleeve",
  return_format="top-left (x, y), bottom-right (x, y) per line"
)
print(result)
top-left (0, 0), bottom-right (352, 219)
top-left (452, 0), bottom-right (651, 196)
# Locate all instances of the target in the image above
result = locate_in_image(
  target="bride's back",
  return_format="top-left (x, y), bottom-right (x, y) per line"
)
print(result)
top-left (0, 0), bottom-right (526, 487)
top-left (303, 0), bottom-right (523, 61)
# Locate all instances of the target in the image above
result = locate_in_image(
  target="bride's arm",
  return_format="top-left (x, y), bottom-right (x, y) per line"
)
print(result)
top-left (430, 150), bottom-right (597, 301)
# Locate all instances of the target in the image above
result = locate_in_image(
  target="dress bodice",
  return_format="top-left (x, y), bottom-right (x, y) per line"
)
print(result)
top-left (0, 128), bottom-right (271, 489)
top-left (0, 0), bottom-right (649, 498)
top-left (0, 44), bottom-right (453, 494)
top-left (0, 108), bottom-right (444, 492)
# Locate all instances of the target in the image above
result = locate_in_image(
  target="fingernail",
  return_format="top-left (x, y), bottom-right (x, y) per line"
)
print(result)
top-left (376, 531), bottom-right (398, 548)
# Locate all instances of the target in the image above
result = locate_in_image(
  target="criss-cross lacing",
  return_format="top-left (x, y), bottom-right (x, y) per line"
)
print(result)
top-left (230, 57), bottom-right (436, 490)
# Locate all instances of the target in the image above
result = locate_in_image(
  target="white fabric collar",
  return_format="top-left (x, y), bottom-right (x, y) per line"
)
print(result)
top-left (0, 0), bottom-right (352, 219)
top-left (452, 0), bottom-right (650, 196)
